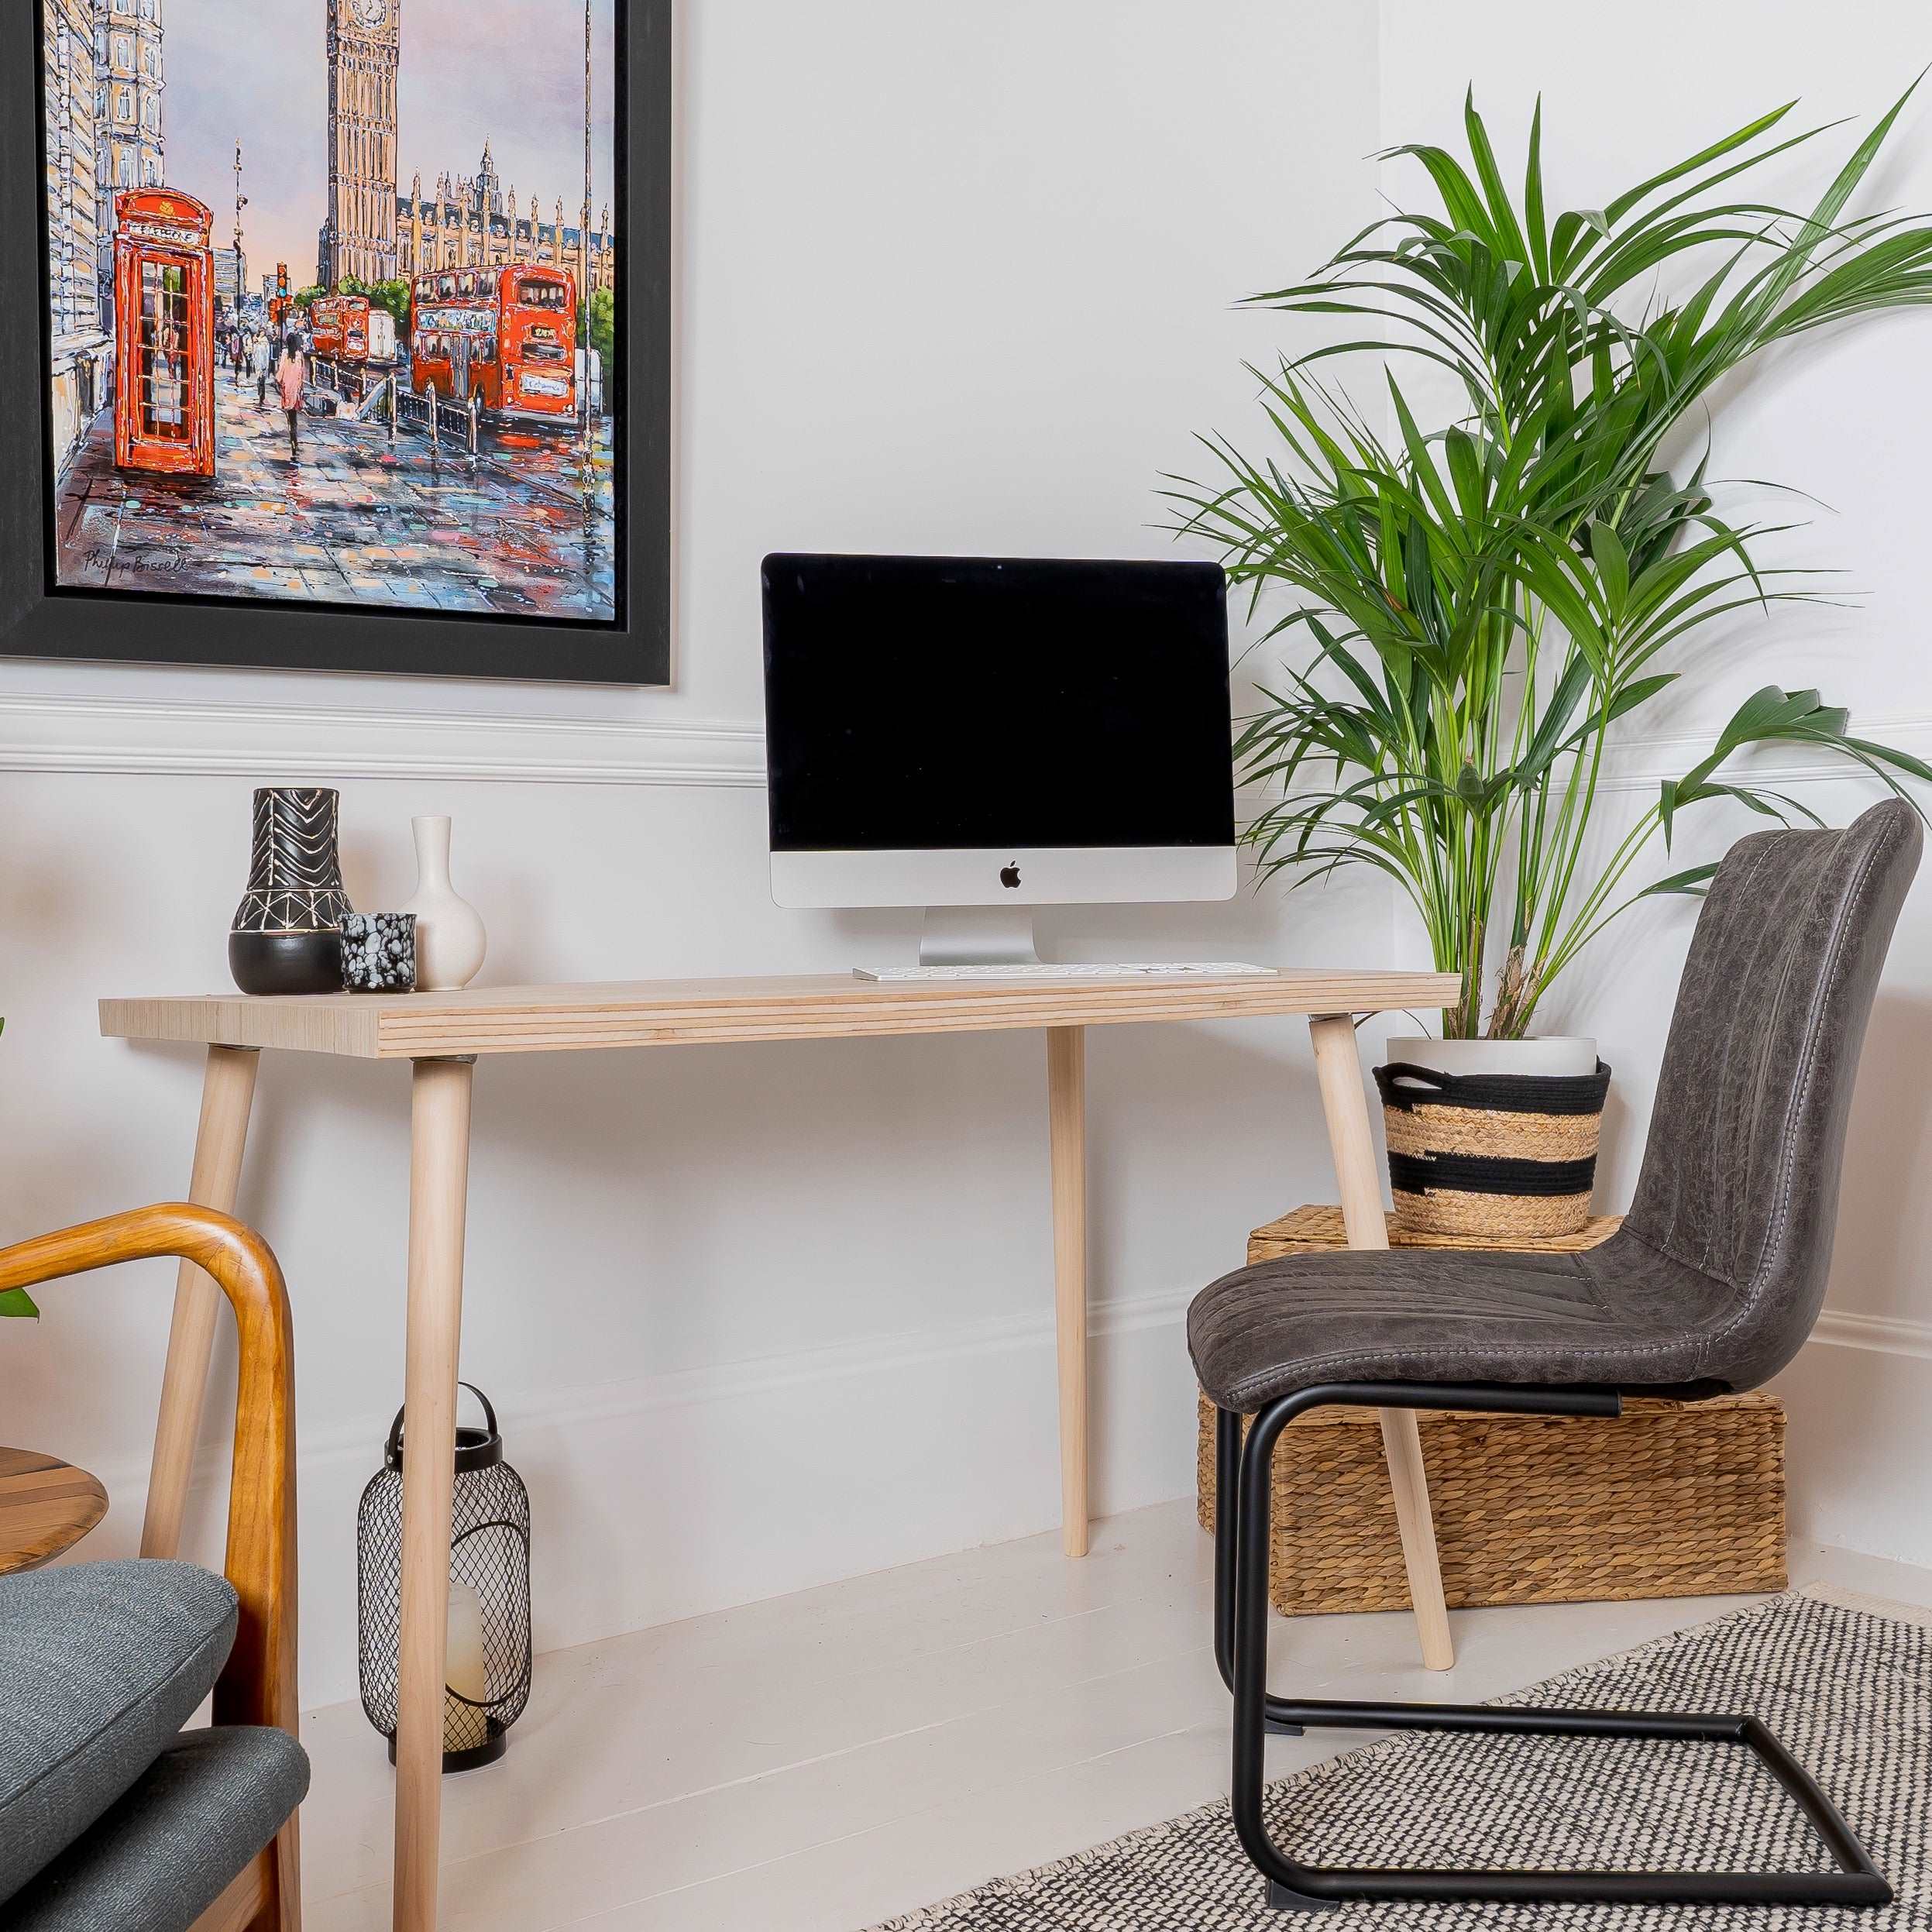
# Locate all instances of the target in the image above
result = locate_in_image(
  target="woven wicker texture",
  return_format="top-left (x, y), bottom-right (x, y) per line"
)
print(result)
top-left (1391, 1184), bottom-right (1597, 1239)
top-left (1382, 1102), bottom-right (1604, 1163)
top-left (1384, 1079), bottom-right (1605, 1239)
top-left (1195, 1206), bottom-right (1787, 1615)
top-left (1248, 1204), bottom-right (1624, 1257)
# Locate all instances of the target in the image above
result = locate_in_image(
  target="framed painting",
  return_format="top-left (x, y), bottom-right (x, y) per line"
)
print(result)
top-left (2, 0), bottom-right (669, 682)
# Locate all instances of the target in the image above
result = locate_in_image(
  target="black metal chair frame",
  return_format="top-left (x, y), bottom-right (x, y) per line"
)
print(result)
top-left (1213, 1388), bottom-right (1892, 1913)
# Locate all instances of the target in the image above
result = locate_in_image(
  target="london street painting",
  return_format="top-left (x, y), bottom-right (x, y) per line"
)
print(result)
top-left (41, 0), bottom-right (621, 624)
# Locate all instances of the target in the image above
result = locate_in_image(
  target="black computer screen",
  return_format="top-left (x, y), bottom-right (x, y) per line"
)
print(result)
top-left (761, 554), bottom-right (1236, 851)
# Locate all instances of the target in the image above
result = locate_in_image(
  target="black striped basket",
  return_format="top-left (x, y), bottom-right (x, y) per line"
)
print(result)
top-left (1373, 1059), bottom-right (1612, 1239)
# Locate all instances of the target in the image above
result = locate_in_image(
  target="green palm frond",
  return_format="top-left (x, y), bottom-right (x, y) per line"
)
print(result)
top-left (1172, 82), bottom-right (1932, 1037)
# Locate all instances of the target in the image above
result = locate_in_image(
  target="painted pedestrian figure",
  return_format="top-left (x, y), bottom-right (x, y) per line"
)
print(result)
top-left (277, 335), bottom-right (307, 461)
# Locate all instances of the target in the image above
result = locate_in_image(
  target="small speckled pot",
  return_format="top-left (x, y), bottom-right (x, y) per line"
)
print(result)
top-left (341, 913), bottom-right (417, 993)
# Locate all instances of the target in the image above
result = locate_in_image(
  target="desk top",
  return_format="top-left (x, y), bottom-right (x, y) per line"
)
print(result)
top-left (101, 968), bottom-right (1459, 1060)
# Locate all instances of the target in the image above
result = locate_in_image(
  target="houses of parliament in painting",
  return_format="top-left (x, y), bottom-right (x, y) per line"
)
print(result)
top-left (318, 0), bottom-right (615, 295)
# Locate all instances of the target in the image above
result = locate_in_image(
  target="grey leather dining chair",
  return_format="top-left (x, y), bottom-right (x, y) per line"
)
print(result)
top-left (1188, 799), bottom-right (1920, 1914)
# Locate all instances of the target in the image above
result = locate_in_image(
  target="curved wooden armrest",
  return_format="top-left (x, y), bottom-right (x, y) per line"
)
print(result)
top-left (0, 1205), bottom-right (296, 1738)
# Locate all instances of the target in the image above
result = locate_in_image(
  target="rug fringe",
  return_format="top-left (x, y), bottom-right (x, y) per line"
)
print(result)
top-left (1801, 1579), bottom-right (1932, 1631)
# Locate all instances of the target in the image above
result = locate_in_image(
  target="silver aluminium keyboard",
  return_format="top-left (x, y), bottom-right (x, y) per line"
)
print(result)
top-left (854, 962), bottom-right (1276, 982)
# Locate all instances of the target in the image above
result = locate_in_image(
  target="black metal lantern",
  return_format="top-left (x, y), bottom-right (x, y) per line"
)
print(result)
top-left (357, 1383), bottom-right (531, 1771)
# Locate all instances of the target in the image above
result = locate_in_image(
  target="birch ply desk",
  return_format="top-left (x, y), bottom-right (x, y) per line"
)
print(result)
top-left (102, 967), bottom-right (1460, 1932)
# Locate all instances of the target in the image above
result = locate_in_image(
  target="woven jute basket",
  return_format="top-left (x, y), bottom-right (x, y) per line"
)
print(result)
top-left (1375, 1057), bottom-right (1612, 1239)
top-left (1195, 1205), bottom-right (1787, 1616)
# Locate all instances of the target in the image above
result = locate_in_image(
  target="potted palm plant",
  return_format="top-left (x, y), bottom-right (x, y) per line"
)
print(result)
top-left (1174, 85), bottom-right (1932, 1236)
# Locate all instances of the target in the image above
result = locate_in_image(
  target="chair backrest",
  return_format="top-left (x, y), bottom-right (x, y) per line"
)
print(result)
top-left (1623, 799), bottom-right (1920, 1390)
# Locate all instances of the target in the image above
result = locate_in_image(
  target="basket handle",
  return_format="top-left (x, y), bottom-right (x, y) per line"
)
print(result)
top-left (1373, 1061), bottom-right (1455, 1110)
top-left (385, 1380), bottom-right (498, 1463)
top-left (1373, 1058), bottom-right (1612, 1114)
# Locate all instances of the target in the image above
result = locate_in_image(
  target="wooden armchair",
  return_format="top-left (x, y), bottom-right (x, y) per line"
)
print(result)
top-left (0, 1205), bottom-right (301, 1932)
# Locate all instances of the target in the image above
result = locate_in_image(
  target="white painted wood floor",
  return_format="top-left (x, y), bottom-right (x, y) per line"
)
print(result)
top-left (297, 1500), bottom-right (1932, 1932)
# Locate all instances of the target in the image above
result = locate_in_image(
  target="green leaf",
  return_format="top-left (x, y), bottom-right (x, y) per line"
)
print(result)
top-left (1463, 88), bottom-right (1530, 266)
top-left (1589, 521), bottom-right (1631, 614)
top-left (1523, 96), bottom-right (1549, 283)
top-left (1602, 100), bottom-right (1800, 226)
top-left (0, 1287), bottom-right (40, 1319)
top-left (1637, 861), bottom-right (1722, 899)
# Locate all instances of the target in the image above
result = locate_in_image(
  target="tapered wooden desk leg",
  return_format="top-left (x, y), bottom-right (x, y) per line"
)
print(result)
top-left (394, 1057), bottom-right (475, 1932)
top-left (1308, 1012), bottom-right (1454, 1672)
top-left (1047, 1026), bottom-right (1089, 1559)
top-left (142, 1044), bottom-right (262, 1561)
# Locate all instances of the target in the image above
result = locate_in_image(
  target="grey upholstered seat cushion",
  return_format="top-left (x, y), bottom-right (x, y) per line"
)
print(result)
top-left (1191, 802), bottom-right (1922, 1415)
top-left (0, 1559), bottom-right (238, 1904)
top-left (1, 1727), bottom-right (309, 1932)
top-left (1188, 1229), bottom-right (1734, 1412)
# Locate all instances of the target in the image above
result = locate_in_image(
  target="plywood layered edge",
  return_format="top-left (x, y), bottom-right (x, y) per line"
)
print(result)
top-left (103, 971), bottom-right (1463, 1059)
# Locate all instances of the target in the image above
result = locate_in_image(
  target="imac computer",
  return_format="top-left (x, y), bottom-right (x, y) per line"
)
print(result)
top-left (761, 552), bottom-right (1267, 980)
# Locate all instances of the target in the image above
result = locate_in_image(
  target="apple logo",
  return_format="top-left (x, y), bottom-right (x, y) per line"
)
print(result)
top-left (999, 861), bottom-right (1021, 889)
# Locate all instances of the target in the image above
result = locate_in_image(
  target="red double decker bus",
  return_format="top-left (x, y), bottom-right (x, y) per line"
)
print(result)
top-left (407, 264), bottom-right (576, 420)
top-left (311, 294), bottom-right (397, 366)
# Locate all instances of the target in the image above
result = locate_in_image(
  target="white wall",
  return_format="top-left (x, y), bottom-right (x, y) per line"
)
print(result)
top-left (1379, 2), bottom-right (1932, 1566)
top-left (1, 0), bottom-right (1385, 1709)
top-left (12, 2), bottom-right (1927, 1725)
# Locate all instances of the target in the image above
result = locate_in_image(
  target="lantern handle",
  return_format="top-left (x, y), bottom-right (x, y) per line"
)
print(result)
top-left (384, 1380), bottom-right (499, 1463)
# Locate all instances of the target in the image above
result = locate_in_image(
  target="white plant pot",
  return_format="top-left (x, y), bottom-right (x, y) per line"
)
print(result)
top-left (1385, 1035), bottom-right (1599, 1079)
top-left (400, 815), bottom-right (487, 992)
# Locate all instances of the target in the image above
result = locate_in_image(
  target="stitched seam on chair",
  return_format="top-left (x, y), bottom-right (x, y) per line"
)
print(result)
top-left (1215, 1295), bottom-right (1714, 1405)
top-left (1213, 1239), bottom-right (1732, 1407)
top-left (1708, 834), bottom-right (1803, 1278)
top-left (1743, 809), bottom-right (1898, 1312)
top-left (1724, 835), bottom-right (1831, 1281)
top-left (1632, 817), bottom-right (1893, 1306)
top-left (1665, 830), bottom-right (1782, 1276)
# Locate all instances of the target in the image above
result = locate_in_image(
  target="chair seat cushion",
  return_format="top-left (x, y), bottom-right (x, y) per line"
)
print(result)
top-left (0, 1727), bottom-right (309, 1932)
top-left (0, 1559), bottom-right (238, 1904)
top-left (1187, 1229), bottom-right (1738, 1412)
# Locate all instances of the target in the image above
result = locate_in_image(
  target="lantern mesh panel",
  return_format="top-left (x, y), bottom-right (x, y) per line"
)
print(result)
top-left (358, 1456), bottom-right (531, 1758)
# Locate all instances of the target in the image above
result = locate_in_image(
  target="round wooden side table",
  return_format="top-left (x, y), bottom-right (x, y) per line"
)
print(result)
top-left (0, 1446), bottom-right (108, 1575)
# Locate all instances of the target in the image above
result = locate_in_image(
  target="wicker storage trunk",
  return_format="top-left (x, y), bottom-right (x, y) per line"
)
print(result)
top-left (1194, 1205), bottom-right (1787, 1615)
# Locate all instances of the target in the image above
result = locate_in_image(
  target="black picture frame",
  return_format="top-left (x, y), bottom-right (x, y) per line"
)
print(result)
top-left (2, 0), bottom-right (670, 685)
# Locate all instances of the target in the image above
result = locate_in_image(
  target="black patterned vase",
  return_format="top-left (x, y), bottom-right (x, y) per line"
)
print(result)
top-left (229, 787), bottom-right (353, 995)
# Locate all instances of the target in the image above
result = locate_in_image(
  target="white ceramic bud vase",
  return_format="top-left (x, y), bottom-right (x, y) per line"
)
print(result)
top-left (400, 815), bottom-right (486, 992)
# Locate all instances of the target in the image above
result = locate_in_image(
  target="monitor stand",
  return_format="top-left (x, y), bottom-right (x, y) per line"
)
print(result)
top-left (918, 905), bottom-right (1040, 967)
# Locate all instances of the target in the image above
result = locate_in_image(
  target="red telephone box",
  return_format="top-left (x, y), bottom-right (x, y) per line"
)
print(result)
top-left (112, 188), bottom-right (217, 478)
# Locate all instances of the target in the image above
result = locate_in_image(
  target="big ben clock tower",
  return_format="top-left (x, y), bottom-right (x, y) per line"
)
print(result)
top-left (322, 0), bottom-right (400, 288)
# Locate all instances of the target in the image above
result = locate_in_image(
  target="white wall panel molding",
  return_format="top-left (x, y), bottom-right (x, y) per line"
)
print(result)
top-left (0, 693), bottom-right (766, 789)
top-left (88, 1283), bottom-right (1202, 1707)
top-left (1593, 714), bottom-right (1932, 796)
top-left (98, 1283), bottom-right (1198, 1503)
top-left (5, 693), bottom-right (1930, 795)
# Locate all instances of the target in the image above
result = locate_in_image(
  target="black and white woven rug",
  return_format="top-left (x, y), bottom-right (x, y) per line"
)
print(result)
top-left (869, 1590), bottom-right (1931, 1930)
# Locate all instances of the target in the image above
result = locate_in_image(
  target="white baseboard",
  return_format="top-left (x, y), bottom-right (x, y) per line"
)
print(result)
top-left (95, 1285), bottom-right (1201, 1711)
top-left (91, 1279), bottom-right (1925, 1711)
top-left (1810, 1308), bottom-right (1932, 1362)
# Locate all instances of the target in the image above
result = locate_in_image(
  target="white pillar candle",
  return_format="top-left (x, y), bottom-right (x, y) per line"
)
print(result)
top-left (445, 1578), bottom-right (489, 1715)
